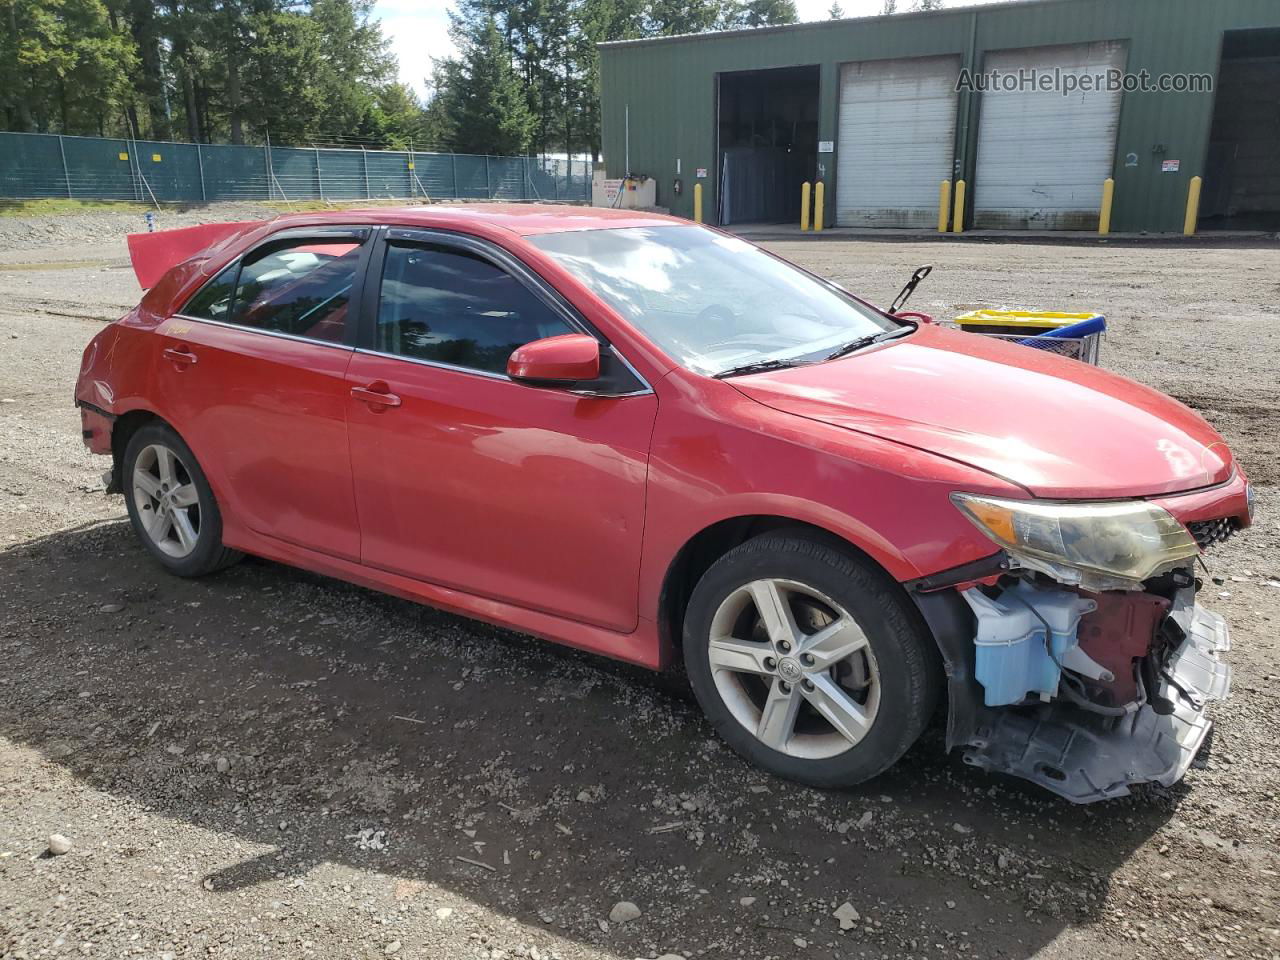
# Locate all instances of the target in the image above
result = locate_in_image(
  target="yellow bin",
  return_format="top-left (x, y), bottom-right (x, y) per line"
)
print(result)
top-left (953, 309), bottom-right (1103, 337)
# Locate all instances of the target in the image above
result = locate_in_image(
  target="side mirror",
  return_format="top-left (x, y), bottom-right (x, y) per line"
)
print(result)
top-left (508, 333), bottom-right (601, 386)
top-left (893, 310), bottom-right (934, 324)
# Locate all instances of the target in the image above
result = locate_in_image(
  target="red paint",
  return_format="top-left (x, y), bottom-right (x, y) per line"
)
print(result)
top-left (507, 333), bottom-right (601, 383)
top-left (77, 205), bottom-right (1254, 672)
top-left (151, 317), bottom-right (362, 561)
top-left (127, 221), bottom-right (262, 289)
top-left (344, 349), bottom-right (656, 633)
top-left (730, 323), bottom-right (1235, 499)
top-left (1075, 592), bottom-right (1171, 705)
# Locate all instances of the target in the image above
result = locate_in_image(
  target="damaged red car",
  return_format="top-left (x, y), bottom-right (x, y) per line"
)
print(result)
top-left (75, 205), bottom-right (1253, 802)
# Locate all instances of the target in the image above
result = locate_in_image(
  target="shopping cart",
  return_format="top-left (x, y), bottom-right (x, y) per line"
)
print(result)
top-left (949, 310), bottom-right (1107, 365)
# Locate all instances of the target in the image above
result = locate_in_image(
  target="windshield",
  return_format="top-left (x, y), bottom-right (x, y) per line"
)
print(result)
top-left (529, 225), bottom-right (902, 376)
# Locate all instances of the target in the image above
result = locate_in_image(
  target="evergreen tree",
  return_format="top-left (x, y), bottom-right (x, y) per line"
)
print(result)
top-left (645, 0), bottom-right (721, 35)
top-left (828, 2), bottom-right (844, 18)
top-left (0, 0), bottom-right (135, 134)
top-left (446, 15), bottom-right (536, 155)
top-left (723, 0), bottom-right (799, 28)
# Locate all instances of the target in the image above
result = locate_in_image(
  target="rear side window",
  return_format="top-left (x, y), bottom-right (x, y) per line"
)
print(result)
top-left (375, 242), bottom-right (575, 374)
top-left (231, 240), bottom-right (360, 343)
top-left (180, 238), bottom-right (360, 344)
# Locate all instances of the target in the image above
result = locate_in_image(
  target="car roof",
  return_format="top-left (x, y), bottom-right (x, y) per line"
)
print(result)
top-left (266, 203), bottom-right (686, 238)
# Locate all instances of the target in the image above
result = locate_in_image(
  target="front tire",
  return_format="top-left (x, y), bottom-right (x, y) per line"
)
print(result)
top-left (683, 532), bottom-right (940, 788)
top-left (122, 422), bottom-right (242, 577)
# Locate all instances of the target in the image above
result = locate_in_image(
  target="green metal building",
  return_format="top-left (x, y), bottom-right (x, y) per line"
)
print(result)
top-left (599, 0), bottom-right (1280, 233)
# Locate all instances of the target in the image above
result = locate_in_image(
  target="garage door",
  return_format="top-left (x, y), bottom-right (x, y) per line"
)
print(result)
top-left (974, 42), bottom-right (1127, 230)
top-left (837, 56), bottom-right (959, 228)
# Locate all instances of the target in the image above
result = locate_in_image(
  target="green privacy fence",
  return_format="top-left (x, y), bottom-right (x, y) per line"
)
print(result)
top-left (0, 132), bottom-right (592, 204)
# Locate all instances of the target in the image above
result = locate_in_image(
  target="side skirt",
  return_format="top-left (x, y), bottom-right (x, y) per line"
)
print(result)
top-left (221, 526), bottom-right (666, 671)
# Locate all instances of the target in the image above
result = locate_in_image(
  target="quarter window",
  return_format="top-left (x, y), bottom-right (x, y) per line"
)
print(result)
top-left (182, 264), bottom-right (238, 322)
top-left (375, 242), bottom-right (575, 374)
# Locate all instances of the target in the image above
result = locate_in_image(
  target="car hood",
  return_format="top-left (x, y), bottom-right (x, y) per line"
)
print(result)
top-left (730, 324), bottom-right (1233, 499)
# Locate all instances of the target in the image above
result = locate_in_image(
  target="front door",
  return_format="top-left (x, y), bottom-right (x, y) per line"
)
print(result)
top-left (154, 230), bottom-right (368, 560)
top-left (345, 233), bottom-right (657, 632)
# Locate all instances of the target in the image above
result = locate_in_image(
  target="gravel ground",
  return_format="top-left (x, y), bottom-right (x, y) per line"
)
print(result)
top-left (1, 207), bottom-right (1279, 960)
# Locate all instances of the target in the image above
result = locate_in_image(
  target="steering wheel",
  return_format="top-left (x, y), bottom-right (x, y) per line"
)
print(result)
top-left (695, 303), bottom-right (737, 330)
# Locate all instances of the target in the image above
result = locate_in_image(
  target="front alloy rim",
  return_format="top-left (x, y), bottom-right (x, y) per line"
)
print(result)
top-left (708, 578), bottom-right (881, 760)
top-left (132, 443), bottom-right (201, 559)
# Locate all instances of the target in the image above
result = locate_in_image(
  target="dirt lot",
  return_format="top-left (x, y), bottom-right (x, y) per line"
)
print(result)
top-left (1, 206), bottom-right (1278, 960)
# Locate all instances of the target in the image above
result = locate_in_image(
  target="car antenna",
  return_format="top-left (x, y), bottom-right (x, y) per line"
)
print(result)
top-left (888, 264), bottom-right (933, 315)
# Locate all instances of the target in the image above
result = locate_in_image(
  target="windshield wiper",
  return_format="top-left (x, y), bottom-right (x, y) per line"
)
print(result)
top-left (713, 358), bottom-right (813, 379)
top-left (823, 326), bottom-right (912, 362)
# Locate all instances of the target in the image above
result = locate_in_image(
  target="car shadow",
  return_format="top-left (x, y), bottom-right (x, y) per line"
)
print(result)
top-left (0, 519), bottom-right (1183, 958)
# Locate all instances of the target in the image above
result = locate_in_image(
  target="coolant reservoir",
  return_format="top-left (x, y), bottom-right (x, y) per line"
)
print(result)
top-left (962, 583), bottom-right (1096, 706)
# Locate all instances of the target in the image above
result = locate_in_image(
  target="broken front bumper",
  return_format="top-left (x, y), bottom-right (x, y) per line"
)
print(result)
top-left (916, 589), bottom-right (1232, 804)
top-left (961, 603), bottom-right (1230, 803)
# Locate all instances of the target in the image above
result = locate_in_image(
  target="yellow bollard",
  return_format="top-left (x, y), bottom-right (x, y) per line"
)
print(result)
top-left (1099, 178), bottom-right (1115, 235)
top-left (952, 179), bottom-right (966, 233)
top-left (938, 180), bottom-right (952, 233)
top-left (693, 182), bottom-right (703, 224)
top-left (814, 181), bottom-right (825, 232)
top-left (800, 181), bottom-right (811, 231)
top-left (1184, 175), bottom-right (1202, 236)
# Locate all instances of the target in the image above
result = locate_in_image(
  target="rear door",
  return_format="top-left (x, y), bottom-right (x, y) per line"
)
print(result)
top-left (344, 229), bottom-right (657, 632)
top-left (154, 228), bottom-right (371, 561)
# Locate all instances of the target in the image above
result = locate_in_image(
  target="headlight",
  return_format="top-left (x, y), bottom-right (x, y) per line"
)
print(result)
top-left (951, 493), bottom-right (1199, 583)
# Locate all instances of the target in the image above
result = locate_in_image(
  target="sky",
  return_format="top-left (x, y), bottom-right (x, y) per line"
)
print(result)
top-left (373, 0), bottom-right (1007, 99)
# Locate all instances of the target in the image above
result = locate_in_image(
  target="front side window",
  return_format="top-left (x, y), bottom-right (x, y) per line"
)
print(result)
top-left (530, 225), bottom-right (902, 376)
top-left (375, 242), bottom-right (575, 374)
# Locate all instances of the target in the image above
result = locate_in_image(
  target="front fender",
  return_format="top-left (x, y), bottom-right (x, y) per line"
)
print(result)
top-left (636, 372), bottom-right (1027, 623)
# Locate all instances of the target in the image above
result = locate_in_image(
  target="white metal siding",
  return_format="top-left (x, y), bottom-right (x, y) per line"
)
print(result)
top-left (836, 56), bottom-right (959, 228)
top-left (973, 42), bottom-right (1127, 229)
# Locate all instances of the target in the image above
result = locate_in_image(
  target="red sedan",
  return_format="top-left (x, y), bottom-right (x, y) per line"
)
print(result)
top-left (76, 205), bottom-right (1252, 802)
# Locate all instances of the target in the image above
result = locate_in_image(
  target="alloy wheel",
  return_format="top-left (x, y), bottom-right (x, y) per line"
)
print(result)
top-left (131, 443), bottom-right (201, 559)
top-left (707, 578), bottom-right (881, 760)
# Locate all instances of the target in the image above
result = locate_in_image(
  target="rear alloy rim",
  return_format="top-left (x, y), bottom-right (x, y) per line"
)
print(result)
top-left (708, 578), bottom-right (881, 760)
top-left (131, 443), bottom-right (201, 559)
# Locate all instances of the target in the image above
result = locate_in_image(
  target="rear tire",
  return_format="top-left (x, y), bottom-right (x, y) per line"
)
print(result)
top-left (683, 532), bottom-right (939, 788)
top-left (122, 422), bottom-right (242, 577)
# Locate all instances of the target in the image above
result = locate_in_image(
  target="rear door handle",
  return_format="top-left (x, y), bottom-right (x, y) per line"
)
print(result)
top-left (162, 346), bottom-right (197, 366)
top-left (351, 383), bottom-right (401, 409)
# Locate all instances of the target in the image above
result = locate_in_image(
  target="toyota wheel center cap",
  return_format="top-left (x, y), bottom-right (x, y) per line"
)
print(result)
top-left (778, 657), bottom-right (804, 682)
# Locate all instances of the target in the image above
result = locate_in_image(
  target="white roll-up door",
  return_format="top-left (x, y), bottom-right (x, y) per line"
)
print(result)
top-left (973, 41), bottom-right (1127, 229)
top-left (836, 55), bottom-right (959, 228)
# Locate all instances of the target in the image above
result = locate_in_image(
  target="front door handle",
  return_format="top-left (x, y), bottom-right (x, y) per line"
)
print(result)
top-left (351, 383), bottom-right (401, 410)
top-left (162, 345), bottom-right (198, 367)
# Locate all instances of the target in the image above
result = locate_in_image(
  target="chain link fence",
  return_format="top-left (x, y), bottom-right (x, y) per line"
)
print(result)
top-left (0, 132), bottom-right (592, 205)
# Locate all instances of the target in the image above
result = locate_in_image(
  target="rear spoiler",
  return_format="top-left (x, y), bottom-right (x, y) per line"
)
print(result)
top-left (126, 220), bottom-right (262, 289)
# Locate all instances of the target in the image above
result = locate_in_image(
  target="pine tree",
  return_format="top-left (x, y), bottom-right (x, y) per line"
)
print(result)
top-left (0, 0), bottom-right (135, 134)
top-left (828, 2), bottom-right (845, 19)
top-left (723, 0), bottom-right (799, 28)
top-left (447, 15), bottom-right (535, 155)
